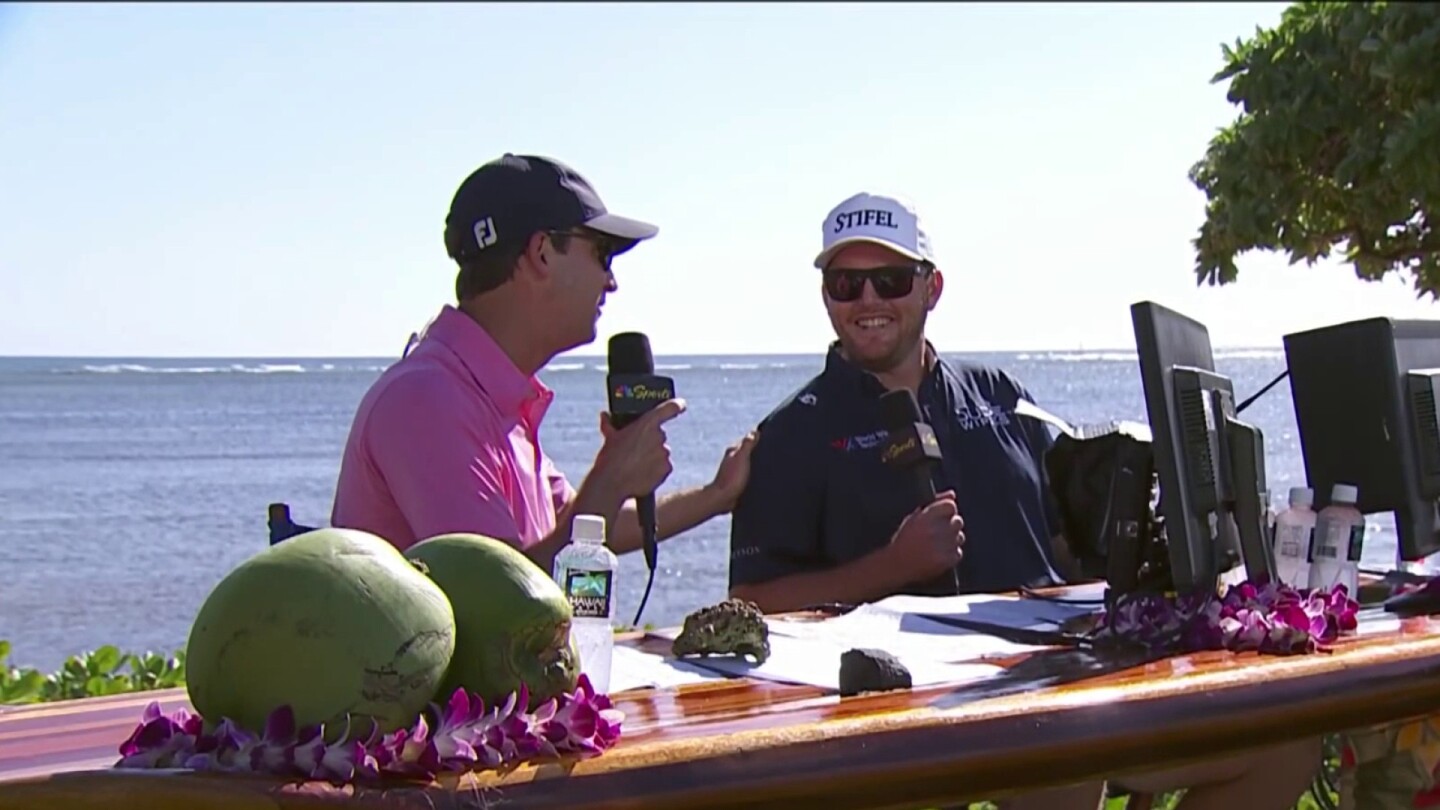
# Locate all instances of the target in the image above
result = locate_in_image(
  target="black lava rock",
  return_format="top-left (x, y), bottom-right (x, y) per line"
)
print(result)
top-left (838, 647), bottom-right (913, 697)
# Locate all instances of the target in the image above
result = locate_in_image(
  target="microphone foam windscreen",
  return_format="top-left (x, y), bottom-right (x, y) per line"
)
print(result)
top-left (879, 388), bottom-right (924, 426)
top-left (608, 332), bottom-right (654, 374)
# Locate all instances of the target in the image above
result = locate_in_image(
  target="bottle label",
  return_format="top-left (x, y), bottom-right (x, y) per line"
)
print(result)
top-left (1346, 523), bottom-right (1365, 562)
top-left (1276, 525), bottom-right (1314, 562)
top-left (563, 568), bottom-right (613, 619)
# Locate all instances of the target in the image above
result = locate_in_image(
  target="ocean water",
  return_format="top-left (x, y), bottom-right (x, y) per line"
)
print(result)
top-left (0, 350), bottom-right (1421, 672)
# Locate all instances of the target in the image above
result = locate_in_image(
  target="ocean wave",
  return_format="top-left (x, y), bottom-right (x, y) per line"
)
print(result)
top-left (61, 363), bottom-right (390, 375)
top-left (571, 363), bottom-right (696, 373)
top-left (1016, 352), bottom-right (1139, 363)
top-left (1015, 348), bottom-right (1284, 363)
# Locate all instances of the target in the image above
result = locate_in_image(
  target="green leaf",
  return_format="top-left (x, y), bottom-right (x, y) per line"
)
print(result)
top-left (90, 645), bottom-right (122, 675)
top-left (0, 670), bottom-right (46, 704)
top-left (0, 642), bottom-right (182, 704)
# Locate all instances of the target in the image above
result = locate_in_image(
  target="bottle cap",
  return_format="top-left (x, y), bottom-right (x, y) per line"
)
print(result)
top-left (1331, 483), bottom-right (1359, 504)
top-left (573, 514), bottom-right (606, 544)
top-left (1288, 487), bottom-right (1314, 507)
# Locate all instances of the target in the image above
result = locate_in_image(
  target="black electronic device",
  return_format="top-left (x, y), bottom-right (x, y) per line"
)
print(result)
top-left (1283, 317), bottom-right (1440, 563)
top-left (1130, 300), bottom-right (1276, 596)
top-left (1044, 420), bottom-right (1168, 595)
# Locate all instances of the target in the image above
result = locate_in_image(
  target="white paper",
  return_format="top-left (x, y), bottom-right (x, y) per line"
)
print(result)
top-left (606, 644), bottom-right (729, 693)
top-left (1037, 581), bottom-right (1111, 604)
top-left (650, 629), bottom-right (1003, 691)
top-left (766, 608), bottom-right (1049, 663)
top-left (869, 590), bottom-right (1098, 631)
top-left (1354, 606), bottom-right (1403, 637)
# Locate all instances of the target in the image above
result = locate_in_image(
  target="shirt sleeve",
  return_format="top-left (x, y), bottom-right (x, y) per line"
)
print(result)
top-left (728, 412), bottom-right (826, 590)
top-left (365, 373), bottom-right (525, 547)
top-left (541, 453), bottom-right (576, 514)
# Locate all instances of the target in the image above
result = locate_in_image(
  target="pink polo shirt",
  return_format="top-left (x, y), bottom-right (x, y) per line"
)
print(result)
top-left (330, 305), bottom-right (576, 552)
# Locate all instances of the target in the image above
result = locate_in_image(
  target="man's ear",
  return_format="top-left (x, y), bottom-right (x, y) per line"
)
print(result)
top-left (518, 231), bottom-right (553, 282)
top-left (926, 268), bottom-right (944, 311)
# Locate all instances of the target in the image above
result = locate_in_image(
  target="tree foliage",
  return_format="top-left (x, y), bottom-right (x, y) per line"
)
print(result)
top-left (1189, 1), bottom-right (1440, 296)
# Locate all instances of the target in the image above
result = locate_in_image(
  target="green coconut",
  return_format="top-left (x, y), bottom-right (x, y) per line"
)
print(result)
top-left (185, 527), bottom-right (456, 736)
top-left (404, 533), bottom-right (580, 710)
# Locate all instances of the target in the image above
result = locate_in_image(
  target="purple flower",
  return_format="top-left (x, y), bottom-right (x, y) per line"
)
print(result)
top-left (180, 717), bottom-right (255, 773)
top-left (115, 702), bottom-right (204, 769)
top-left (1096, 580), bottom-right (1360, 656)
top-left (114, 676), bottom-right (628, 785)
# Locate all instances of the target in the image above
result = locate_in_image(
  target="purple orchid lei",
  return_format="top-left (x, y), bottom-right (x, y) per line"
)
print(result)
top-left (1095, 579), bottom-right (1360, 655)
top-left (114, 674), bottom-right (624, 785)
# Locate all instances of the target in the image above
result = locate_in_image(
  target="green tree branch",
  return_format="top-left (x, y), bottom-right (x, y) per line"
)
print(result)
top-left (1190, 1), bottom-right (1440, 296)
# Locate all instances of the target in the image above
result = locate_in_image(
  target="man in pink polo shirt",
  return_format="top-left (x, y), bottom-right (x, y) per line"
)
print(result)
top-left (331, 154), bottom-right (755, 571)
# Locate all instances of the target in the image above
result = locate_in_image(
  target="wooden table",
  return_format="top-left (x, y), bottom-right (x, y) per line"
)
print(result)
top-left (6, 605), bottom-right (1440, 809)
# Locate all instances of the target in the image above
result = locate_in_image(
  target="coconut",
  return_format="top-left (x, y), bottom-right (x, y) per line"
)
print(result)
top-left (184, 527), bottom-right (455, 736)
top-left (404, 533), bottom-right (580, 709)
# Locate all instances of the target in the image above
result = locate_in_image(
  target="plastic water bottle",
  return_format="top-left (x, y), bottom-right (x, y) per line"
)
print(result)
top-left (1272, 487), bottom-right (1317, 588)
top-left (1307, 483), bottom-right (1365, 596)
top-left (552, 514), bottom-right (618, 693)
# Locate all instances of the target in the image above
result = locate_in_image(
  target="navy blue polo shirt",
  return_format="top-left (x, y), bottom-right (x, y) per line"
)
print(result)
top-left (728, 343), bottom-right (1064, 597)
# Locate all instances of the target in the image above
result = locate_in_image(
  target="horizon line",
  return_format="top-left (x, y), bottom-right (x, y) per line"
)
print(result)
top-left (0, 344), bottom-right (1287, 361)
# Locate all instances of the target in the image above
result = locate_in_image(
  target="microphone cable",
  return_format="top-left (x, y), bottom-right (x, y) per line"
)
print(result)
top-left (633, 522), bottom-right (658, 627)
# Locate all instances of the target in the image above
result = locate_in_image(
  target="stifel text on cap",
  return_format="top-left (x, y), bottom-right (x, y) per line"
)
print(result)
top-left (833, 208), bottom-right (899, 233)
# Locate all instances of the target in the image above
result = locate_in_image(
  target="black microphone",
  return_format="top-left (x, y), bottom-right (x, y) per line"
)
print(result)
top-left (605, 332), bottom-right (676, 624)
top-left (878, 388), bottom-right (961, 594)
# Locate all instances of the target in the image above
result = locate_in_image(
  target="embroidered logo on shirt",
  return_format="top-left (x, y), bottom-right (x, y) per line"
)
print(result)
top-left (956, 400), bottom-right (1012, 431)
top-left (830, 429), bottom-right (890, 452)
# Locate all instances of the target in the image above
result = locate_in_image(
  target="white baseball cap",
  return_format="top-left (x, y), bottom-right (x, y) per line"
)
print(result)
top-left (812, 191), bottom-right (935, 270)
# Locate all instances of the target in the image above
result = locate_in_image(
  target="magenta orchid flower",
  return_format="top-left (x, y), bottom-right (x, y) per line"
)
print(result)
top-left (114, 674), bottom-right (625, 785)
top-left (1096, 579), bottom-right (1361, 655)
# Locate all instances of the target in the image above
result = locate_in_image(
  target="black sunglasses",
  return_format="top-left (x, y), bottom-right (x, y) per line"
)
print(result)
top-left (547, 229), bottom-right (618, 270)
top-left (822, 264), bottom-right (930, 302)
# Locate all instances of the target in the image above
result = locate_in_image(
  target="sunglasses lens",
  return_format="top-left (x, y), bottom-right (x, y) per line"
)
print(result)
top-left (869, 268), bottom-right (916, 298)
top-left (824, 267), bottom-right (919, 301)
top-left (823, 271), bottom-right (858, 301)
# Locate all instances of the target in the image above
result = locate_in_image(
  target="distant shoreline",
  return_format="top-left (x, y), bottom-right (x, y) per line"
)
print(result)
top-left (0, 346), bottom-right (1287, 362)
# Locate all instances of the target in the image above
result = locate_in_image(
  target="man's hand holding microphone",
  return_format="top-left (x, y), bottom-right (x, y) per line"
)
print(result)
top-left (572, 332), bottom-right (757, 560)
top-left (877, 388), bottom-right (966, 592)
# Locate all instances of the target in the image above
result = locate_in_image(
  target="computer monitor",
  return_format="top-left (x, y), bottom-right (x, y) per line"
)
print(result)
top-left (1283, 317), bottom-right (1440, 563)
top-left (1130, 301), bottom-right (1276, 594)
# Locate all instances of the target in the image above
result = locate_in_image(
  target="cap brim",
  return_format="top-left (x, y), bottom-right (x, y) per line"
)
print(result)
top-left (813, 236), bottom-right (926, 270)
top-left (582, 212), bottom-right (657, 257)
top-left (585, 212), bottom-right (658, 239)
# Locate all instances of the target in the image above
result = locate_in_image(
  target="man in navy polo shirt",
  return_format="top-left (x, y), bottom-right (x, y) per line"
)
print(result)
top-left (728, 191), bottom-right (1078, 612)
top-left (726, 192), bottom-right (1322, 810)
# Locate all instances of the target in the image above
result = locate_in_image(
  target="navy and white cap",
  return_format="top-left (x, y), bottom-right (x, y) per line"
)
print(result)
top-left (812, 191), bottom-right (935, 269)
top-left (444, 153), bottom-right (658, 262)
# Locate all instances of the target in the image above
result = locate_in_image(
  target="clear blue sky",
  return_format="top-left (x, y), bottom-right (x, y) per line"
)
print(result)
top-left (2, 2), bottom-right (1435, 358)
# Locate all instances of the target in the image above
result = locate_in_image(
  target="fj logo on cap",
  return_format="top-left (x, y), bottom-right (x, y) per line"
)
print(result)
top-left (472, 217), bottom-right (498, 251)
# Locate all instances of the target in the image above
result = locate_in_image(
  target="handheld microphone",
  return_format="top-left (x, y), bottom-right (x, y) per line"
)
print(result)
top-left (605, 332), bottom-right (676, 624)
top-left (878, 388), bottom-right (961, 594)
